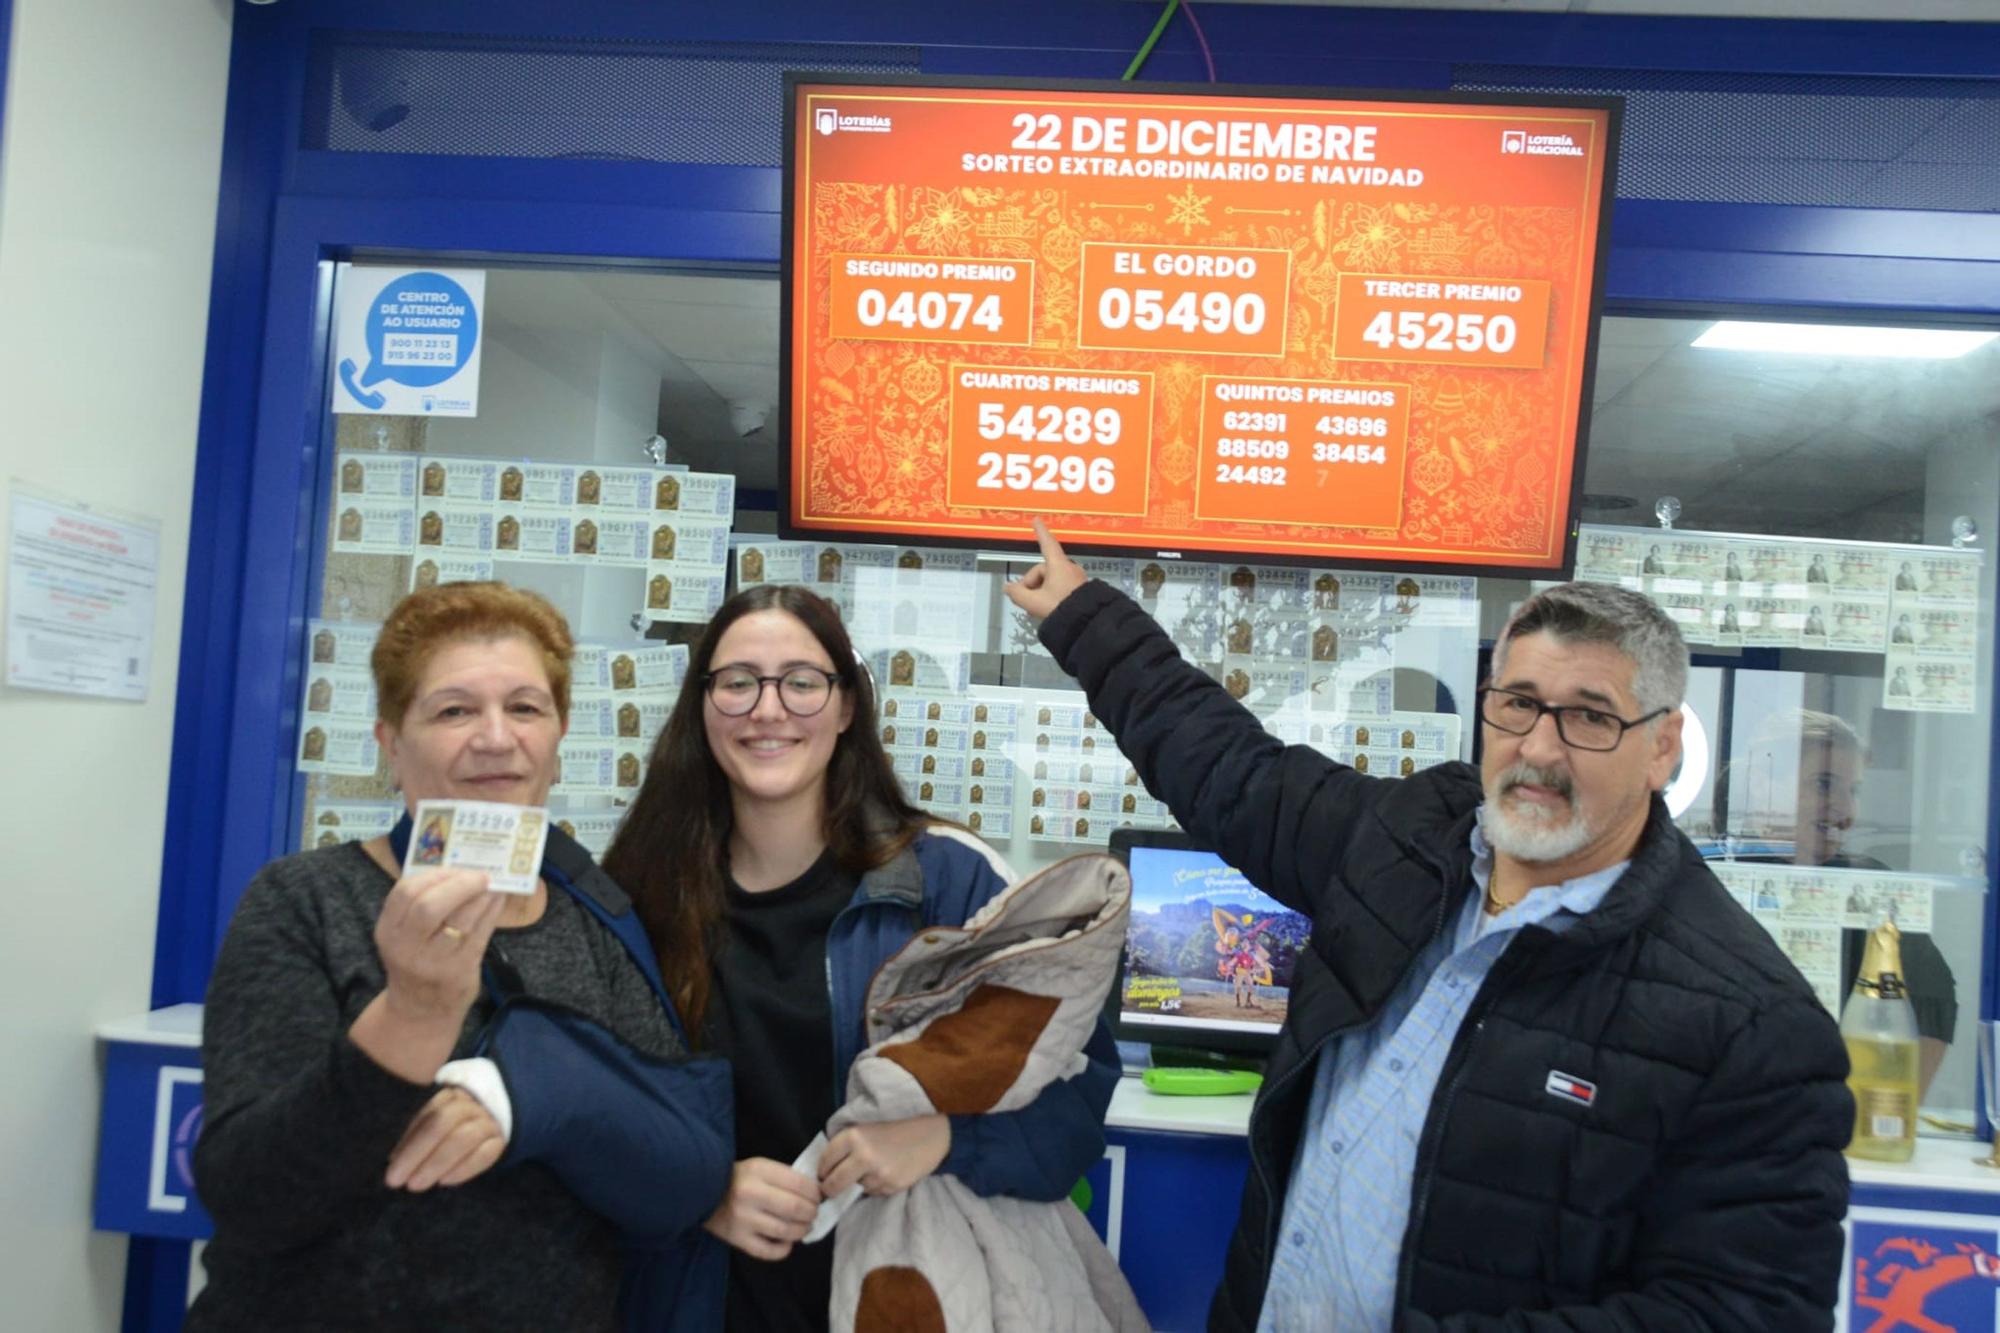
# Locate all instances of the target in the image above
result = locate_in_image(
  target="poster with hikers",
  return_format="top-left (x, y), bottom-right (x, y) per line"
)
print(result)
top-left (1118, 844), bottom-right (1308, 1034)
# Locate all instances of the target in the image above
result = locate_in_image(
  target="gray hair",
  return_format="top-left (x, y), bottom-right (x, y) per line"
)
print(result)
top-left (1755, 707), bottom-right (1862, 758)
top-left (1493, 581), bottom-right (1689, 714)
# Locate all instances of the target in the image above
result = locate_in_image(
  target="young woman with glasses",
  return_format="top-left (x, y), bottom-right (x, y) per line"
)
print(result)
top-left (604, 584), bottom-right (1119, 1332)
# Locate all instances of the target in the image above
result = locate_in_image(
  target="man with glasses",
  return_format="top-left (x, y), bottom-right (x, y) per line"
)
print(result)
top-left (1006, 520), bottom-right (1850, 1332)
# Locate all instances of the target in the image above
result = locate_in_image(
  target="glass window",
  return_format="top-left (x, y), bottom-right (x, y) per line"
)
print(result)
top-left (294, 278), bottom-right (1996, 1133)
top-left (1486, 314), bottom-right (1997, 1131)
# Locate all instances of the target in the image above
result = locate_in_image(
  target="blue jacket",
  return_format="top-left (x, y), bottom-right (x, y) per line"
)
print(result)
top-left (391, 817), bottom-right (733, 1333)
top-left (825, 827), bottom-right (1122, 1201)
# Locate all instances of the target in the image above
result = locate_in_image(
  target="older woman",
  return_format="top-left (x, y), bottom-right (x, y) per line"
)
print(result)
top-left (190, 582), bottom-right (729, 1331)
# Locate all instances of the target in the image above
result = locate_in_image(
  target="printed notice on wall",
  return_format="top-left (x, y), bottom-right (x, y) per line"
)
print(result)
top-left (6, 483), bottom-right (160, 701)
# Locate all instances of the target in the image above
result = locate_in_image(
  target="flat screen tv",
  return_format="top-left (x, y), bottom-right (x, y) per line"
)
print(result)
top-left (1107, 828), bottom-right (1311, 1056)
top-left (783, 73), bottom-right (1620, 576)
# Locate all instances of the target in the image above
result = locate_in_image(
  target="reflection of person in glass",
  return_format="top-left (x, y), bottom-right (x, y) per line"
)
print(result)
top-left (1728, 710), bottom-right (1955, 1095)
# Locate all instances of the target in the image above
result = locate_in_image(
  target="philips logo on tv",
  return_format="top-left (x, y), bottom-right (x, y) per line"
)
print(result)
top-left (815, 107), bottom-right (892, 135)
top-left (1502, 129), bottom-right (1584, 157)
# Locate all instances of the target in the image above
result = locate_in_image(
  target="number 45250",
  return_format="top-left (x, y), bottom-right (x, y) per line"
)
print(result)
top-left (1361, 310), bottom-right (1517, 354)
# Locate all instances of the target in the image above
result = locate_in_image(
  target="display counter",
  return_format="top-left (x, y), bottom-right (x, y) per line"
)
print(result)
top-left (1098, 1077), bottom-right (2000, 1331)
top-left (98, 1008), bottom-right (2000, 1332)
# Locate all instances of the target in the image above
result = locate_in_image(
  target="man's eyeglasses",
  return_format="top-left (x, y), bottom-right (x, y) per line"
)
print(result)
top-left (1476, 686), bottom-right (1667, 752)
top-left (704, 666), bottom-right (842, 718)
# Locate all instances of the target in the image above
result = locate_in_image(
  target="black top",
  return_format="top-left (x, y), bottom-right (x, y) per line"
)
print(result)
top-left (707, 850), bottom-right (858, 1333)
top-left (189, 843), bottom-right (679, 1332)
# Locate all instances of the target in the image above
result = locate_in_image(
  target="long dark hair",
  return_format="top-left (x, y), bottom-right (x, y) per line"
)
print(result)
top-left (603, 584), bottom-right (926, 1037)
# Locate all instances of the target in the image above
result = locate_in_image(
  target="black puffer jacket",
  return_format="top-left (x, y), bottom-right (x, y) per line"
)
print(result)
top-left (1043, 581), bottom-right (1852, 1332)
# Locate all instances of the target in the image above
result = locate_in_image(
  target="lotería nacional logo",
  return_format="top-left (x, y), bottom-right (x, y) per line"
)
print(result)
top-left (814, 105), bottom-right (892, 136)
top-left (1501, 129), bottom-right (1584, 158)
top-left (1851, 1220), bottom-right (2000, 1332)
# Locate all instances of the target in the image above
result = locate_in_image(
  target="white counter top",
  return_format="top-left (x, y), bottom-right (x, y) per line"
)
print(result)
top-left (1849, 1135), bottom-right (2000, 1196)
top-left (94, 1003), bottom-right (202, 1048)
top-left (96, 1013), bottom-right (2000, 1200)
top-left (1106, 1075), bottom-right (1255, 1137)
top-left (1109, 1075), bottom-right (2000, 1197)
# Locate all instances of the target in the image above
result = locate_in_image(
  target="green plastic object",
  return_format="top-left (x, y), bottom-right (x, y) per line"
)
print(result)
top-left (1142, 1066), bottom-right (1265, 1096)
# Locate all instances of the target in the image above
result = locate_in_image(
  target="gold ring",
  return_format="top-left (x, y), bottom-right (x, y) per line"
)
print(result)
top-left (440, 925), bottom-right (465, 943)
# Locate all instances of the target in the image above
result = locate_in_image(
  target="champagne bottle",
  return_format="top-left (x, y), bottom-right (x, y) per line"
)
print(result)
top-left (1841, 920), bottom-right (1919, 1163)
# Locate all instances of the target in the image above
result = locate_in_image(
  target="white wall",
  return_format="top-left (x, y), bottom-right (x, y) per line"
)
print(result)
top-left (0, 0), bottom-right (232, 1326)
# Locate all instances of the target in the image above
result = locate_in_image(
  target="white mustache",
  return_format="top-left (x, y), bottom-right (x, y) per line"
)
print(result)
top-left (1500, 763), bottom-right (1572, 802)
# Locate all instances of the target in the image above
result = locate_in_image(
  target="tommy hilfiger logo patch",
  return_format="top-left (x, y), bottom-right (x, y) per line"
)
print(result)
top-left (1545, 1070), bottom-right (1597, 1107)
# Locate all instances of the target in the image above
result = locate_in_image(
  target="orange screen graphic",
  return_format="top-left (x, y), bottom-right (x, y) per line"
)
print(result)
top-left (786, 81), bottom-right (1615, 571)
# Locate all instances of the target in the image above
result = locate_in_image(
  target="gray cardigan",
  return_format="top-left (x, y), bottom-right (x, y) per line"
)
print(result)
top-left (187, 840), bottom-right (679, 1331)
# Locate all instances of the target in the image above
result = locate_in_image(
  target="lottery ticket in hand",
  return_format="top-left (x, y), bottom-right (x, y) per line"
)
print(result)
top-left (404, 799), bottom-right (549, 895)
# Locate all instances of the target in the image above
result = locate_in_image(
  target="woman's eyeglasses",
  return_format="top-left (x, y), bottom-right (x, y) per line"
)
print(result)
top-left (704, 666), bottom-right (842, 718)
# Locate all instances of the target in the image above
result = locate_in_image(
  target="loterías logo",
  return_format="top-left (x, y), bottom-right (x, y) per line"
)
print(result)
top-left (813, 106), bottom-right (892, 136)
top-left (1851, 1220), bottom-right (2000, 1332)
top-left (1501, 129), bottom-right (1584, 158)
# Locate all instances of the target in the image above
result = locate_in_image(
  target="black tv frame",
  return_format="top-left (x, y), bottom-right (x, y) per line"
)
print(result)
top-left (779, 70), bottom-right (1623, 580)
top-left (1106, 826), bottom-right (1297, 1059)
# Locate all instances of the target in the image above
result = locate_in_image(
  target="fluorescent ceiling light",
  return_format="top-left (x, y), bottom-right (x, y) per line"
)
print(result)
top-left (1693, 321), bottom-right (1997, 359)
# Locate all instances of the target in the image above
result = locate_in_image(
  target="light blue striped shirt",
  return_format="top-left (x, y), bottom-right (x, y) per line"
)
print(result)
top-left (1254, 823), bottom-right (1628, 1333)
